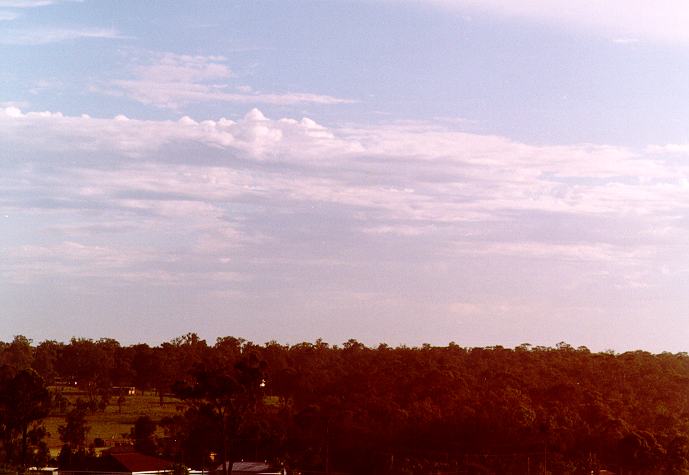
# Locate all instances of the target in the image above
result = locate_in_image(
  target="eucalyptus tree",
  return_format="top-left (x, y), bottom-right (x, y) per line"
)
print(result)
top-left (0, 366), bottom-right (51, 468)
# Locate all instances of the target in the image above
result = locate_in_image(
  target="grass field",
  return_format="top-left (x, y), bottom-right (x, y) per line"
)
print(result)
top-left (44, 388), bottom-right (182, 457)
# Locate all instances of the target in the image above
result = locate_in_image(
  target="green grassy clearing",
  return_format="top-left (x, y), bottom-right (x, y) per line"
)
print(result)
top-left (44, 388), bottom-right (182, 457)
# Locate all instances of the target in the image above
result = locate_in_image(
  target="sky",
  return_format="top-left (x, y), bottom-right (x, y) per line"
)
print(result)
top-left (3, 0), bottom-right (689, 351)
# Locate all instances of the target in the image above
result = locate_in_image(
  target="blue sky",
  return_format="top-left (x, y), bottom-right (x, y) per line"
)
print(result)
top-left (3, 0), bottom-right (689, 350)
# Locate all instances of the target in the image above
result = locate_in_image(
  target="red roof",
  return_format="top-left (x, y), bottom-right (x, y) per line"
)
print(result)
top-left (102, 448), bottom-right (173, 473)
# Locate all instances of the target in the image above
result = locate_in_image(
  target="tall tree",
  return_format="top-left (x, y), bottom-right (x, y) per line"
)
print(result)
top-left (131, 416), bottom-right (157, 455)
top-left (0, 366), bottom-right (51, 468)
top-left (173, 354), bottom-right (266, 475)
top-left (58, 399), bottom-right (90, 451)
top-left (0, 336), bottom-right (34, 371)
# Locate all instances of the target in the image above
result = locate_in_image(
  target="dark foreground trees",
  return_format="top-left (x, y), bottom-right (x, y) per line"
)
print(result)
top-left (57, 398), bottom-right (91, 466)
top-left (172, 353), bottom-right (266, 475)
top-left (5, 334), bottom-right (689, 473)
top-left (0, 366), bottom-right (51, 468)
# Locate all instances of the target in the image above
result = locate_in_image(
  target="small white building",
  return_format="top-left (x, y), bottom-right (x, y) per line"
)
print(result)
top-left (215, 461), bottom-right (284, 475)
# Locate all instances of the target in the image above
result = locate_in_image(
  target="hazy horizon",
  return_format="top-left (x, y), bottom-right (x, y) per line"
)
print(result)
top-left (3, 1), bottom-right (689, 352)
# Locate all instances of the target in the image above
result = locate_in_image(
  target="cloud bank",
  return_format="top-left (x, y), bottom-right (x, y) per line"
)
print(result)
top-left (3, 105), bottom-right (689, 347)
top-left (3, 105), bottom-right (686, 263)
top-left (420, 0), bottom-right (689, 45)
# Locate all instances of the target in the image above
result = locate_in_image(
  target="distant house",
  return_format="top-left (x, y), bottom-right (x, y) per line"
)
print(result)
top-left (112, 386), bottom-right (137, 396)
top-left (59, 447), bottom-right (173, 475)
top-left (28, 467), bottom-right (59, 475)
top-left (53, 378), bottom-right (78, 387)
top-left (100, 447), bottom-right (173, 474)
top-left (214, 461), bottom-right (284, 475)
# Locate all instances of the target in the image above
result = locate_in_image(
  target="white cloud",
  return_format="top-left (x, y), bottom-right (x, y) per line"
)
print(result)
top-left (0, 10), bottom-right (18, 20)
top-left (3, 105), bottom-right (689, 292)
top-left (0, 26), bottom-right (124, 44)
top-left (612, 37), bottom-right (639, 45)
top-left (0, 0), bottom-right (78, 7)
top-left (453, 240), bottom-right (655, 264)
top-left (647, 143), bottom-right (689, 155)
top-left (417, 0), bottom-right (689, 45)
top-left (0, 100), bottom-right (29, 108)
top-left (1, 240), bottom-right (244, 286)
top-left (362, 224), bottom-right (436, 236)
top-left (28, 78), bottom-right (63, 95)
top-left (103, 52), bottom-right (354, 109)
top-left (131, 52), bottom-right (233, 84)
top-left (0, 106), bottom-right (360, 158)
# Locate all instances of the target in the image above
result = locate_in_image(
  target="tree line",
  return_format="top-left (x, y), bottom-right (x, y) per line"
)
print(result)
top-left (2, 335), bottom-right (689, 474)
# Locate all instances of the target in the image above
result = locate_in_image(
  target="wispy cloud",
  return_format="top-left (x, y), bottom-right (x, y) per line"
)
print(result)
top-left (0, 0), bottom-right (80, 7)
top-left (647, 143), bottom-right (689, 155)
top-left (2, 240), bottom-right (245, 286)
top-left (28, 78), bottom-right (63, 95)
top-left (102, 52), bottom-right (354, 109)
top-left (612, 37), bottom-right (639, 44)
top-left (0, 26), bottom-right (124, 45)
top-left (0, 100), bottom-right (29, 108)
top-left (0, 10), bottom-right (18, 20)
top-left (418, 0), bottom-right (689, 46)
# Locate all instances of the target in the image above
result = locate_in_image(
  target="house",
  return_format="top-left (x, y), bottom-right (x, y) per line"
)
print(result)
top-left (112, 386), bottom-right (137, 396)
top-left (59, 447), bottom-right (174, 475)
top-left (28, 467), bottom-right (59, 475)
top-left (98, 447), bottom-right (173, 474)
top-left (214, 461), bottom-right (284, 475)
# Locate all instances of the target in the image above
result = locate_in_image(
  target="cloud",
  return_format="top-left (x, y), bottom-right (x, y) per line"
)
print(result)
top-left (2, 240), bottom-right (244, 286)
top-left (0, 100), bottom-right (28, 108)
top-left (2, 105), bottom-right (685, 221)
top-left (453, 240), bottom-right (655, 264)
top-left (0, 0), bottom-right (80, 7)
top-left (0, 106), bottom-right (360, 158)
top-left (28, 78), bottom-right (63, 95)
top-left (0, 10), bottom-right (18, 20)
top-left (647, 143), bottom-right (689, 155)
top-left (2, 105), bottom-right (689, 292)
top-left (130, 52), bottom-right (233, 84)
top-left (612, 37), bottom-right (639, 45)
top-left (102, 52), bottom-right (354, 109)
top-left (0, 26), bottom-right (124, 44)
top-left (417, 0), bottom-right (689, 45)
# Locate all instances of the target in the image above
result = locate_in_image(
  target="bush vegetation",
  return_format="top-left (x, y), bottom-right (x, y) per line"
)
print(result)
top-left (2, 335), bottom-right (689, 474)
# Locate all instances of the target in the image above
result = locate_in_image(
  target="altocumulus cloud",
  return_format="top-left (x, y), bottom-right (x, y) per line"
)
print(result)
top-left (2, 105), bottom-right (689, 293)
top-left (100, 52), bottom-right (354, 109)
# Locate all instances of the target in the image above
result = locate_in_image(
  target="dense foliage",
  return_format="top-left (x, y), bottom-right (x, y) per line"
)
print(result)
top-left (2, 335), bottom-right (689, 474)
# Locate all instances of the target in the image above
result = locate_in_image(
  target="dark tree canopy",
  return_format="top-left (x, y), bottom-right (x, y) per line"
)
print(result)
top-left (4, 334), bottom-right (689, 474)
top-left (0, 366), bottom-right (51, 468)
